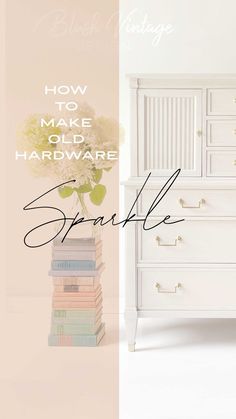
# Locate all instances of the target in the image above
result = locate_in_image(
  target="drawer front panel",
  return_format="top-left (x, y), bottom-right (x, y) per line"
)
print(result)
top-left (208, 89), bottom-right (236, 115)
top-left (138, 189), bottom-right (236, 217)
top-left (207, 151), bottom-right (236, 177)
top-left (207, 120), bottom-right (236, 146)
top-left (138, 220), bottom-right (236, 263)
top-left (138, 268), bottom-right (236, 310)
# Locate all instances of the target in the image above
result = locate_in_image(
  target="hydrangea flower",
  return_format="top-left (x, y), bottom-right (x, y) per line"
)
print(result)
top-left (19, 103), bottom-right (122, 207)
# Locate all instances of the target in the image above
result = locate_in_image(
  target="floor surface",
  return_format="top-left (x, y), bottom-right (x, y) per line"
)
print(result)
top-left (119, 316), bottom-right (236, 419)
top-left (2, 298), bottom-right (236, 419)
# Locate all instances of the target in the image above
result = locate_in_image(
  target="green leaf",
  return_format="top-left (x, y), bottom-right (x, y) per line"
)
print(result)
top-left (92, 168), bottom-right (103, 184)
top-left (89, 184), bottom-right (106, 206)
top-left (75, 183), bottom-right (92, 194)
top-left (58, 186), bottom-right (74, 198)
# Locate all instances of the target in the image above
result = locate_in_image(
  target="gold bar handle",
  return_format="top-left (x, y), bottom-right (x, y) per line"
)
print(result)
top-left (179, 198), bottom-right (205, 208)
top-left (232, 129), bottom-right (236, 135)
top-left (233, 160), bottom-right (236, 165)
top-left (233, 98), bottom-right (236, 103)
top-left (155, 282), bottom-right (182, 294)
top-left (156, 235), bottom-right (182, 247)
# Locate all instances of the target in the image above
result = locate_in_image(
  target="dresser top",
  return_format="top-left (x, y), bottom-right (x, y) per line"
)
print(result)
top-left (127, 74), bottom-right (236, 88)
top-left (122, 177), bottom-right (236, 189)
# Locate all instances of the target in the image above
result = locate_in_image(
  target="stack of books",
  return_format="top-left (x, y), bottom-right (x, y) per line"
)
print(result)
top-left (48, 237), bottom-right (105, 346)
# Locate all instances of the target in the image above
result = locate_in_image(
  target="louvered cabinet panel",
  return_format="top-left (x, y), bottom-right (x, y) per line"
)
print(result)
top-left (138, 89), bottom-right (202, 176)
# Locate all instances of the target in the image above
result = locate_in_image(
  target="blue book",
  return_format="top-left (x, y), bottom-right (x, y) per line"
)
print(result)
top-left (51, 260), bottom-right (96, 271)
top-left (49, 263), bottom-right (105, 278)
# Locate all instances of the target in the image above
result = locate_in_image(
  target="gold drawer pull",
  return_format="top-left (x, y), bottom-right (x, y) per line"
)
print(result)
top-left (233, 98), bottom-right (236, 103)
top-left (233, 129), bottom-right (236, 135)
top-left (156, 282), bottom-right (182, 294)
top-left (179, 198), bottom-right (205, 208)
top-left (156, 235), bottom-right (182, 247)
top-left (233, 160), bottom-right (236, 165)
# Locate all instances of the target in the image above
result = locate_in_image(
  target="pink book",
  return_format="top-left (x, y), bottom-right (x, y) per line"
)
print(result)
top-left (52, 297), bottom-right (102, 309)
top-left (53, 290), bottom-right (102, 303)
top-left (53, 283), bottom-right (100, 293)
top-left (53, 285), bottom-right (101, 299)
top-left (52, 276), bottom-right (101, 287)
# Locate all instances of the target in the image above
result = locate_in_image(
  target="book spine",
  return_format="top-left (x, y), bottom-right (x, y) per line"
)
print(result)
top-left (52, 299), bottom-right (102, 308)
top-left (52, 277), bottom-right (99, 286)
top-left (49, 270), bottom-right (97, 277)
top-left (48, 335), bottom-right (97, 346)
top-left (52, 242), bottom-right (102, 252)
top-left (51, 314), bottom-right (102, 325)
top-left (50, 322), bottom-right (101, 335)
top-left (52, 250), bottom-right (102, 261)
top-left (49, 262), bottom-right (104, 276)
top-left (53, 283), bottom-right (99, 292)
top-left (53, 292), bottom-right (102, 302)
top-left (52, 308), bottom-right (102, 319)
top-left (53, 289), bottom-right (101, 298)
top-left (51, 260), bottom-right (96, 270)
top-left (48, 324), bottom-right (105, 346)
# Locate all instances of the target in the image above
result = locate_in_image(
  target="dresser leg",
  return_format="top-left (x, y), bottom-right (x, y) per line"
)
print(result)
top-left (125, 312), bottom-right (138, 352)
top-left (128, 344), bottom-right (136, 352)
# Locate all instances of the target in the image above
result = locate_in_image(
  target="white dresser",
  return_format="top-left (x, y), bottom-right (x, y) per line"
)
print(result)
top-left (124, 74), bottom-right (236, 351)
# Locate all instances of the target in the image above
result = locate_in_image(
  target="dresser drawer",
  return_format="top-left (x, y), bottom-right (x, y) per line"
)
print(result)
top-left (207, 89), bottom-right (236, 115)
top-left (207, 120), bottom-right (236, 146)
top-left (138, 220), bottom-right (236, 263)
top-left (207, 151), bottom-right (236, 177)
top-left (138, 188), bottom-right (236, 216)
top-left (138, 268), bottom-right (236, 310)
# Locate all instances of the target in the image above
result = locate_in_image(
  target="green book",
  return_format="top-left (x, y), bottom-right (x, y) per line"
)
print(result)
top-left (50, 320), bottom-right (101, 335)
top-left (52, 308), bottom-right (102, 320)
top-left (52, 311), bottom-right (102, 325)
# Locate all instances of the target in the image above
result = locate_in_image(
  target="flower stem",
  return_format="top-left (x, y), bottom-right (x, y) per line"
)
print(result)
top-left (77, 193), bottom-right (89, 218)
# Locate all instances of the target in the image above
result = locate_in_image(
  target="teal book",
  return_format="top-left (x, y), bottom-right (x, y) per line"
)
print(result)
top-left (48, 323), bottom-right (105, 347)
top-left (51, 260), bottom-right (96, 271)
top-left (50, 320), bottom-right (101, 335)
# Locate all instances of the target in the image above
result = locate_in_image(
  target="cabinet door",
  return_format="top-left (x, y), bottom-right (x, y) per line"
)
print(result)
top-left (138, 89), bottom-right (202, 177)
